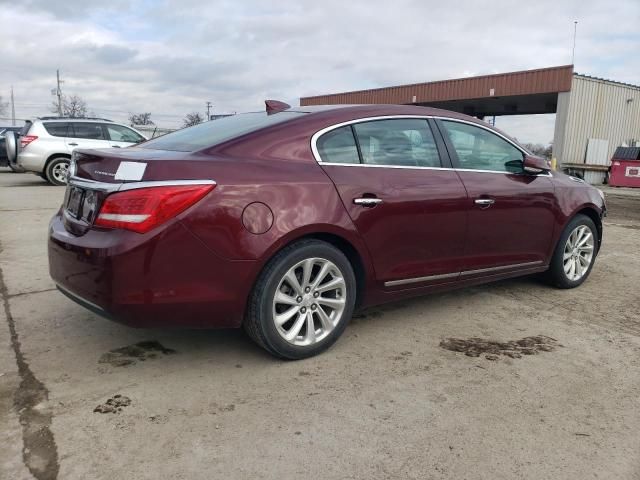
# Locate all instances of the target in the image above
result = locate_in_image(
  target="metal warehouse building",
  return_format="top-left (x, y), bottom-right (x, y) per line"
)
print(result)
top-left (300, 65), bottom-right (640, 184)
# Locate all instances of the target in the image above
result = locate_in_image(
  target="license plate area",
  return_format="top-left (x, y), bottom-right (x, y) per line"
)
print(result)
top-left (66, 186), bottom-right (84, 219)
top-left (65, 186), bottom-right (99, 223)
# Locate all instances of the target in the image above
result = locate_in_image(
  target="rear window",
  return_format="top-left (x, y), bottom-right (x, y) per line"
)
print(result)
top-left (20, 121), bottom-right (33, 136)
top-left (43, 122), bottom-right (71, 137)
top-left (140, 111), bottom-right (306, 152)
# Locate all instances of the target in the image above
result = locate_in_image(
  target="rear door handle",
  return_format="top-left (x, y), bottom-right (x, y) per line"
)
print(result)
top-left (111, 145), bottom-right (121, 148)
top-left (474, 198), bottom-right (495, 208)
top-left (68, 143), bottom-right (78, 146)
top-left (353, 197), bottom-right (383, 207)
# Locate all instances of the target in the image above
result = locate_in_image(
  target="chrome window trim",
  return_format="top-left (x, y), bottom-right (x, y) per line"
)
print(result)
top-left (67, 176), bottom-right (216, 193)
top-left (311, 115), bottom-right (438, 168)
top-left (319, 162), bottom-right (452, 172)
top-left (383, 260), bottom-right (543, 287)
top-left (310, 115), bottom-right (551, 176)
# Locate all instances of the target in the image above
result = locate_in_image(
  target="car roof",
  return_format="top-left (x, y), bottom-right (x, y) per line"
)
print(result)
top-left (35, 117), bottom-right (113, 123)
top-left (289, 104), bottom-right (525, 149)
top-left (292, 103), bottom-right (476, 119)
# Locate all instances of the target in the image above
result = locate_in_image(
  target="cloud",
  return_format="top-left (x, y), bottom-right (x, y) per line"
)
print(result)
top-left (0, 0), bottom-right (638, 142)
top-left (87, 44), bottom-right (138, 64)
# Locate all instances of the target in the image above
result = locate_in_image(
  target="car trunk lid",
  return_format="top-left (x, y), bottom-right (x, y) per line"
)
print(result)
top-left (63, 147), bottom-right (215, 236)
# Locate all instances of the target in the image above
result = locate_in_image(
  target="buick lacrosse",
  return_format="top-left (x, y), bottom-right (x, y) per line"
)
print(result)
top-left (49, 102), bottom-right (605, 358)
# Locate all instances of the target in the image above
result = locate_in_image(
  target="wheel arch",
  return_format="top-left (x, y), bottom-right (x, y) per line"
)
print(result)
top-left (43, 153), bottom-right (71, 183)
top-left (298, 232), bottom-right (367, 308)
top-left (251, 228), bottom-right (372, 311)
top-left (45, 152), bottom-right (71, 169)
top-left (572, 205), bottom-right (603, 251)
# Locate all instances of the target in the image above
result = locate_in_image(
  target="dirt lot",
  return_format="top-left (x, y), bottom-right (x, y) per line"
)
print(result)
top-left (1, 168), bottom-right (639, 480)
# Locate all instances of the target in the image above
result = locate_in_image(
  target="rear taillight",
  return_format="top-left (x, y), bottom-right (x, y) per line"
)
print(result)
top-left (20, 135), bottom-right (38, 148)
top-left (94, 184), bottom-right (215, 233)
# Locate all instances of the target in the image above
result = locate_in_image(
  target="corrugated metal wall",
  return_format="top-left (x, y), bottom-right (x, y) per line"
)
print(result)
top-left (555, 75), bottom-right (640, 182)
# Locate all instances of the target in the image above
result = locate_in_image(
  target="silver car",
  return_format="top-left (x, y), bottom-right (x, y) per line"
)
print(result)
top-left (6, 117), bottom-right (146, 185)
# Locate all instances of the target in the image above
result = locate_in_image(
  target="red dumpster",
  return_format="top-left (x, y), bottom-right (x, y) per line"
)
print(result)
top-left (609, 147), bottom-right (640, 188)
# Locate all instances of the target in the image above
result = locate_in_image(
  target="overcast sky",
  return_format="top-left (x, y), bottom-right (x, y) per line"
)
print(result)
top-left (1, 0), bottom-right (638, 144)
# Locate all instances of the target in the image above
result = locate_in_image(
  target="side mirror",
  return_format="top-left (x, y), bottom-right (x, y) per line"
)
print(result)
top-left (523, 155), bottom-right (550, 174)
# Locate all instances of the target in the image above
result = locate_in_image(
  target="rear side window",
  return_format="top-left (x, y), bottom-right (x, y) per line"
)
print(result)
top-left (43, 122), bottom-right (70, 137)
top-left (316, 126), bottom-right (360, 164)
top-left (353, 119), bottom-right (441, 167)
top-left (71, 123), bottom-right (106, 140)
top-left (140, 111), bottom-right (305, 152)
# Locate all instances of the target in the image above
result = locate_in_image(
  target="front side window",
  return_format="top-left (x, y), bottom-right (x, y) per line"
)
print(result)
top-left (107, 124), bottom-right (144, 143)
top-left (353, 119), bottom-right (441, 168)
top-left (441, 120), bottom-right (524, 173)
top-left (71, 123), bottom-right (106, 140)
top-left (43, 122), bottom-right (70, 137)
top-left (316, 126), bottom-right (360, 164)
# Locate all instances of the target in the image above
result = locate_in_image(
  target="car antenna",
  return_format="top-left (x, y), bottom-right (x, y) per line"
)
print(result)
top-left (265, 100), bottom-right (290, 115)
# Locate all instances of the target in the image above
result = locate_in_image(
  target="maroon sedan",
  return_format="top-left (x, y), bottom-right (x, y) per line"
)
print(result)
top-left (49, 103), bottom-right (605, 359)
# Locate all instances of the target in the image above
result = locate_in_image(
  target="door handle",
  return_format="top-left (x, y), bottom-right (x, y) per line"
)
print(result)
top-left (68, 143), bottom-right (78, 146)
top-left (111, 145), bottom-right (121, 148)
top-left (353, 197), bottom-right (383, 207)
top-left (474, 198), bottom-right (495, 208)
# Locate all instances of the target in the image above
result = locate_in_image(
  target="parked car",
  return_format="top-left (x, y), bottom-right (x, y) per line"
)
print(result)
top-left (49, 103), bottom-right (606, 359)
top-left (5, 117), bottom-right (146, 185)
top-left (0, 126), bottom-right (23, 170)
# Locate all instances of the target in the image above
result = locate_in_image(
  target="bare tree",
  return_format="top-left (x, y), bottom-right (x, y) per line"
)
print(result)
top-left (129, 112), bottom-right (154, 126)
top-left (50, 94), bottom-right (88, 118)
top-left (523, 143), bottom-right (553, 160)
top-left (183, 112), bottom-right (203, 128)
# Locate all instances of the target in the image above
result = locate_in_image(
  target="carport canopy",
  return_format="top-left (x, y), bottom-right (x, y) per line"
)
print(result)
top-left (300, 65), bottom-right (574, 119)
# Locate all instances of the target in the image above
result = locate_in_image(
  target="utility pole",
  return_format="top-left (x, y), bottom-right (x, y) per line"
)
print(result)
top-left (571, 21), bottom-right (578, 65)
top-left (206, 101), bottom-right (212, 121)
top-left (56, 69), bottom-right (63, 117)
top-left (10, 86), bottom-right (15, 126)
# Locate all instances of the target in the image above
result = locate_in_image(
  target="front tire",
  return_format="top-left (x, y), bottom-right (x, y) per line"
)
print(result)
top-left (545, 214), bottom-right (598, 289)
top-left (44, 157), bottom-right (70, 186)
top-left (244, 239), bottom-right (356, 359)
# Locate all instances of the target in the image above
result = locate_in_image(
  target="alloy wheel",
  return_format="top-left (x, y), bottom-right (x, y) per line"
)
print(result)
top-left (272, 257), bottom-right (347, 346)
top-left (52, 162), bottom-right (69, 184)
top-left (563, 225), bottom-right (595, 281)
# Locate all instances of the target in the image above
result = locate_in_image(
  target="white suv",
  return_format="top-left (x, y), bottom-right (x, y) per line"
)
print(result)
top-left (9, 118), bottom-right (146, 185)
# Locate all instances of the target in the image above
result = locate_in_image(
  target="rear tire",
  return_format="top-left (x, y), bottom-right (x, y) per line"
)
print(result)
top-left (44, 157), bottom-right (70, 186)
top-left (545, 214), bottom-right (598, 289)
top-left (244, 239), bottom-right (356, 359)
top-left (8, 162), bottom-right (24, 173)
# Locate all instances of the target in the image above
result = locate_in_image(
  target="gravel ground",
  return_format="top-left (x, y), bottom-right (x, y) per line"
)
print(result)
top-left (1, 168), bottom-right (639, 480)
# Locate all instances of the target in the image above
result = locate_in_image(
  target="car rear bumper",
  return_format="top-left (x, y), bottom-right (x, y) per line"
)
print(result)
top-left (48, 210), bottom-right (255, 328)
top-left (17, 151), bottom-right (46, 173)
